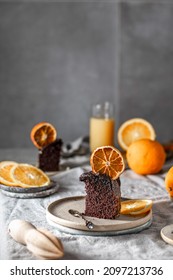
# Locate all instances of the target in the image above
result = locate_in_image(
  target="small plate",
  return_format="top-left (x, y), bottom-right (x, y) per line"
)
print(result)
top-left (46, 196), bottom-right (152, 234)
top-left (0, 180), bottom-right (55, 193)
top-left (161, 224), bottom-right (173, 246)
top-left (1, 183), bottom-right (60, 198)
top-left (47, 216), bottom-right (152, 236)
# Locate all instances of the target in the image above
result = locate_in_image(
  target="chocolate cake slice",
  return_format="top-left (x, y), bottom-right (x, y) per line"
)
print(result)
top-left (38, 139), bottom-right (63, 172)
top-left (80, 171), bottom-right (121, 219)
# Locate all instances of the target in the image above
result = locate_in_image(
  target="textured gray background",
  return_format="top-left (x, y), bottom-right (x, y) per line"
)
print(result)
top-left (0, 0), bottom-right (173, 148)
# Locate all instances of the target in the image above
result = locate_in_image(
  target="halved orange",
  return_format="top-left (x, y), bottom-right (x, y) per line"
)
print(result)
top-left (10, 164), bottom-right (50, 188)
top-left (90, 146), bottom-right (125, 180)
top-left (0, 161), bottom-right (18, 186)
top-left (120, 199), bottom-right (153, 215)
top-left (117, 118), bottom-right (156, 151)
top-left (30, 122), bottom-right (57, 149)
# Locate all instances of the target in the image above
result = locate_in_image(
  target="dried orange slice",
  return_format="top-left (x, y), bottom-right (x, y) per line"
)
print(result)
top-left (0, 161), bottom-right (18, 186)
top-left (120, 199), bottom-right (153, 215)
top-left (30, 122), bottom-right (57, 149)
top-left (90, 146), bottom-right (125, 180)
top-left (117, 118), bottom-right (156, 151)
top-left (10, 164), bottom-right (50, 188)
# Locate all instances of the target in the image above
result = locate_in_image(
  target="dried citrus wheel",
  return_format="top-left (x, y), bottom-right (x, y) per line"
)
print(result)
top-left (120, 199), bottom-right (153, 215)
top-left (10, 164), bottom-right (50, 188)
top-left (0, 161), bottom-right (18, 186)
top-left (90, 146), bottom-right (125, 180)
top-left (165, 166), bottom-right (173, 198)
top-left (30, 122), bottom-right (57, 149)
top-left (117, 118), bottom-right (156, 151)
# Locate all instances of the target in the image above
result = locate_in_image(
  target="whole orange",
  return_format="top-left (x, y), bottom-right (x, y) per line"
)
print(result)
top-left (165, 166), bottom-right (173, 198)
top-left (126, 139), bottom-right (166, 175)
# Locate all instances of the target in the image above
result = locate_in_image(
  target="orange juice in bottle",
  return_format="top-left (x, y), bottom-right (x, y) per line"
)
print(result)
top-left (90, 102), bottom-right (115, 152)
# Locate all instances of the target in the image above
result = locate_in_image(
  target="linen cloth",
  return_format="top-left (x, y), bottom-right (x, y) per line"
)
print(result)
top-left (0, 148), bottom-right (173, 260)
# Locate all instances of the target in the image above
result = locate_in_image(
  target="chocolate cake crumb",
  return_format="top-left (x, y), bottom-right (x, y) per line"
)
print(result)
top-left (80, 171), bottom-right (121, 219)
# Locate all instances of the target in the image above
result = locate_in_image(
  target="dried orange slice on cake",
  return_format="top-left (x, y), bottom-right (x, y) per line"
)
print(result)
top-left (10, 164), bottom-right (50, 188)
top-left (117, 118), bottom-right (156, 151)
top-left (90, 146), bottom-right (125, 180)
top-left (120, 199), bottom-right (153, 215)
top-left (30, 122), bottom-right (57, 149)
top-left (0, 161), bottom-right (18, 186)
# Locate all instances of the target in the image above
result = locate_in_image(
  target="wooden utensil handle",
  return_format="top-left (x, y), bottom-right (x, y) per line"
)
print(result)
top-left (8, 219), bottom-right (36, 245)
top-left (8, 219), bottom-right (64, 260)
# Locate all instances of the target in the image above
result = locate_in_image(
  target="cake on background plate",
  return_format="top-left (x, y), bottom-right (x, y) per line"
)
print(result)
top-left (30, 122), bottom-right (63, 172)
top-left (39, 139), bottom-right (63, 172)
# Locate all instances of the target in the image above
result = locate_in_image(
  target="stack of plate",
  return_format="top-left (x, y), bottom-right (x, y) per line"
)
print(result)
top-left (46, 196), bottom-right (152, 236)
top-left (0, 180), bottom-right (59, 198)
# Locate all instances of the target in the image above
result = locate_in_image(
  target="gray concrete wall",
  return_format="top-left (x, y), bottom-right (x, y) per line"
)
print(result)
top-left (0, 0), bottom-right (173, 148)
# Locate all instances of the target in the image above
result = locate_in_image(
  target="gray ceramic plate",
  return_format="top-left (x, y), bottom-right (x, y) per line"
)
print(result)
top-left (1, 182), bottom-right (60, 199)
top-left (0, 180), bottom-right (55, 193)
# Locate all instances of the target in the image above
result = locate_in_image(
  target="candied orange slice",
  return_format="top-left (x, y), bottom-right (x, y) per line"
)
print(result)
top-left (0, 161), bottom-right (18, 186)
top-left (30, 122), bottom-right (57, 149)
top-left (117, 118), bottom-right (156, 151)
top-left (90, 146), bottom-right (125, 180)
top-left (10, 164), bottom-right (50, 188)
top-left (120, 199), bottom-right (153, 215)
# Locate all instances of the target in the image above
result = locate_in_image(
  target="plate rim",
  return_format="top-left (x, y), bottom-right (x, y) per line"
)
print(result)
top-left (0, 180), bottom-right (56, 193)
top-left (47, 215), bottom-right (152, 236)
top-left (1, 182), bottom-right (60, 198)
top-left (46, 195), bottom-right (152, 232)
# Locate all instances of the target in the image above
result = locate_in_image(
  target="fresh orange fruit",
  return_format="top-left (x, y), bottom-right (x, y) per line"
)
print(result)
top-left (117, 118), bottom-right (156, 151)
top-left (165, 166), bottom-right (173, 198)
top-left (30, 122), bottom-right (57, 149)
top-left (90, 146), bottom-right (125, 180)
top-left (0, 161), bottom-right (18, 186)
top-left (10, 164), bottom-right (50, 188)
top-left (120, 199), bottom-right (153, 215)
top-left (126, 139), bottom-right (166, 175)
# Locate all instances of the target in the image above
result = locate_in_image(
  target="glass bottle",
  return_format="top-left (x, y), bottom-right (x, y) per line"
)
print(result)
top-left (90, 102), bottom-right (115, 153)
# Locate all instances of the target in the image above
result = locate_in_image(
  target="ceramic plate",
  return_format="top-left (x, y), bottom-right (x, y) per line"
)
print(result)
top-left (47, 216), bottom-right (152, 236)
top-left (46, 195), bottom-right (152, 233)
top-left (0, 180), bottom-right (56, 193)
top-left (0, 182), bottom-right (60, 198)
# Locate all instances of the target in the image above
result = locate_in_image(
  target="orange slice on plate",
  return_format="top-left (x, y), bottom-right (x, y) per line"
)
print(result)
top-left (10, 164), bottom-right (50, 188)
top-left (117, 118), bottom-right (156, 151)
top-left (30, 122), bottom-right (57, 149)
top-left (0, 161), bottom-right (18, 186)
top-left (90, 146), bottom-right (125, 180)
top-left (120, 199), bottom-right (153, 215)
